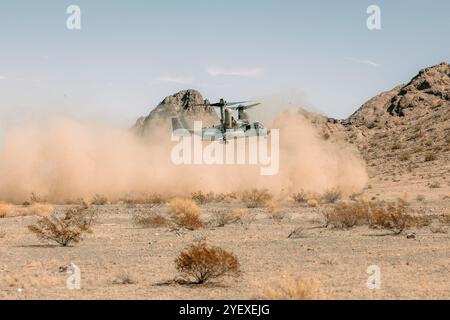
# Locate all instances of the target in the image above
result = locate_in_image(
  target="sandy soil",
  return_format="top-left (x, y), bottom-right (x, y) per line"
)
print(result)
top-left (0, 181), bottom-right (448, 300)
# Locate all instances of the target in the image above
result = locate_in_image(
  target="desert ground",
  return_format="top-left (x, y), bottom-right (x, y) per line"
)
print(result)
top-left (0, 63), bottom-right (449, 300)
top-left (0, 177), bottom-right (449, 300)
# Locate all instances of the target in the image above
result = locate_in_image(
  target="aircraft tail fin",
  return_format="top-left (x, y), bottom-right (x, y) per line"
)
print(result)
top-left (171, 114), bottom-right (193, 134)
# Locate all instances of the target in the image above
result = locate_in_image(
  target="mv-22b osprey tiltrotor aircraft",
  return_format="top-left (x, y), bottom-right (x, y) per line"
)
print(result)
top-left (171, 99), bottom-right (270, 143)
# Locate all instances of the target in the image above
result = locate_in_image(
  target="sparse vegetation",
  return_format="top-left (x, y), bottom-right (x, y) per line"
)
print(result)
top-left (262, 276), bottom-right (327, 300)
top-left (266, 201), bottom-right (285, 222)
top-left (424, 153), bottom-right (436, 162)
top-left (322, 201), bottom-right (427, 234)
top-left (429, 181), bottom-right (441, 189)
top-left (292, 191), bottom-right (307, 203)
top-left (321, 189), bottom-right (341, 204)
top-left (132, 206), bottom-right (167, 228)
top-left (0, 202), bottom-right (15, 218)
top-left (112, 271), bottom-right (137, 285)
top-left (367, 203), bottom-right (426, 235)
top-left (242, 188), bottom-right (273, 208)
top-left (175, 243), bottom-right (240, 284)
top-left (415, 194), bottom-right (426, 202)
top-left (399, 151), bottom-right (411, 161)
top-left (210, 210), bottom-right (240, 227)
top-left (191, 191), bottom-right (215, 204)
top-left (307, 199), bottom-right (319, 207)
top-left (27, 205), bottom-right (96, 246)
top-left (0, 202), bottom-right (53, 218)
top-left (91, 194), bottom-right (108, 205)
top-left (322, 202), bottom-right (368, 228)
top-left (168, 198), bottom-right (204, 230)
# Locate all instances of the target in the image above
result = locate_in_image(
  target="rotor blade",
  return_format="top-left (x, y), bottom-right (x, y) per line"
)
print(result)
top-left (225, 101), bottom-right (251, 106)
top-left (228, 103), bottom-right (261, 110)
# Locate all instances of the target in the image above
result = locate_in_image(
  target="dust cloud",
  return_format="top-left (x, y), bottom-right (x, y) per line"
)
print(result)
top-left (0, 108), bottom-right (368, 203)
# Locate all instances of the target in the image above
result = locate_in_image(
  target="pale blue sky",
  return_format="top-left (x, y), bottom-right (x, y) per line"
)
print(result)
top-left (0, 0), bottom-right (449, 130)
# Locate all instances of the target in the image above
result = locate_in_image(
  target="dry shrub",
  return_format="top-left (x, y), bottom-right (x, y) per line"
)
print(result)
top-left (210, 210), bottom-right (240, 227)
top-left (231, 208), bottom-right (253, 225)
top-left (321, 189), bottom-right (341, 204)
top-left (242, 188), bottom-right (272, 208)
top-left (266, 200), bottom-right (285, 222)
top-left (415, 194), bottom-right (426, 202)
top-left (262, 276), bottom-right (327, 300)
top-left (429, 181), bottom-right (441, 189)
top-left (323, 202), bottom-right (368, 228)
top-left (25, 203), bottom-right (54, 217)
top-left (175, 243), bottom-right (240, 284)
top-left (132, 206), bottom-right (167, 228)
top-left (91, 194), bottom-right (108, 205)
top-left (399, 151), bottom-right (410, 161)
top-left (112, 271), bottom-right (137, 285)
top-left (191, 191), bottom-right (215, 205)
top-left (323, 201), bottom-right (427, 234)
top-left (307, 199), bottom-right (319, 207)
top-left (424, 153), bottom-right (436, 162)
top-left (292, 191), bottom-right (307, 203)
top-left (368, 203), bottom-right (426, 234)
top-left (27, 205), bottom-right (96, 246)
top-left (30, 192), bottom-right (45, 204)
top-left (0, 202), bottom-right (16, 218)
top-left (0, 202), bottom-right (53, 218)
top-left (440, 214), bottom-right (450, 225)
top-left (131, 193), bottom-right (166, 205)
top-left (168, 198), bottom-right (203, 230)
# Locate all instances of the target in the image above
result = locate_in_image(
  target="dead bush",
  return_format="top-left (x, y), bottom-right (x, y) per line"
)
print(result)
top-left (429, 181), bottom-right (441, 189)
top-left (142, 193), bottom-right (166, 205)
top-left (25, 203), bottom-right (54, 217)
top-left (368, 203), bottom-right (424, 234)
top-left (262, 276), bottom-right (327, 300)
top-left (1, 202), bottom-right (53, 218)
top-left (175, 243), bottom-right (240, 284)
top-left (323, 201), bottom-right (425, 234)
top-left (168, 198), bottom-right (204, 230)
top-left (210, 210), bottom-right (240, 227)
top-left (91, 194), bottom-right (108, 205)
top-left (424, 153), bottom-right (436, 162)
top-left (307, 199), bottom-right (319, 207)
top-left (292, 191), bottom-right (307, 203)
top-left (27, 205), bottom-right (96, 246)
top-left (399, 151), bottom-right (411, 161)
top-left (322, 202), bottom-right (368, 228)
top-left (415, 194), bottom-right (426, 202)
top-left (321, 189), bottom-right (342, 204)
top-left (242, 188), bottom-right (272, 208)
top-left (266, 201), bottom-right (285, 222)
top-left (132, 206), bottom-right (167, 228)
top-left (0, 202), bottom-right (16, 218)
top-left (112, 271), bottom-right (137, 285)
top-left (191, 191), bottom-right (215, 205)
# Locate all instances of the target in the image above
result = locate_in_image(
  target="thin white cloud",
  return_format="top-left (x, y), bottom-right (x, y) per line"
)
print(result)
top-left (206, 66), bottom-right (263, 77)
top-left (345, 57), bottom-right (381, 68)
top-left (159, 75), bottom-right (194, 85)
top-left (0, 76), bottom-right (7, 80)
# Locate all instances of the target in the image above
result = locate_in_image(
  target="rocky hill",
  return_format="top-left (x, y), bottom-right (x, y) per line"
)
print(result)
top-left (132, 90), bottom-right (219, 136)
top-left (132, 63), bottom-right (449, 191)
top-left (334, 62), bottom-right (450, 189)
